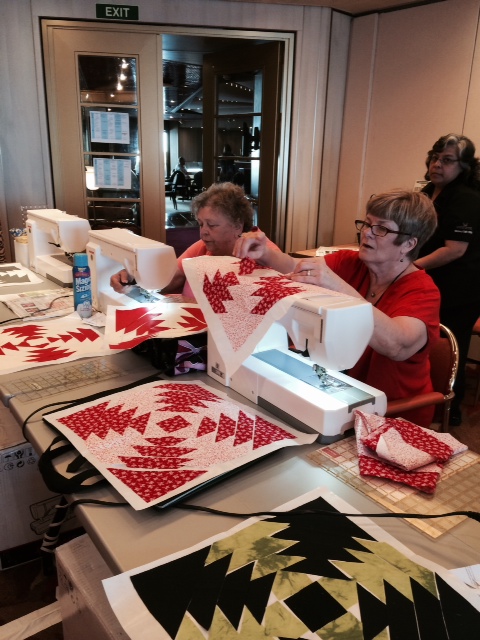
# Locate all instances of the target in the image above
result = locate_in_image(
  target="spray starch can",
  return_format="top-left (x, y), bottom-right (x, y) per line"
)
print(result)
top-left (73, 253), bottom-right (92, 318)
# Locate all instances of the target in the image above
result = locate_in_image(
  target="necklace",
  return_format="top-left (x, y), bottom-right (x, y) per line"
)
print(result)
top-left (369, 264), bottom-right (410, 300)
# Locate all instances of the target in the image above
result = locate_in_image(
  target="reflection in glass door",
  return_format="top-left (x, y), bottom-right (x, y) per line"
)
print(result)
top-left (203, 42), bottom-right (283, 241)
top-left (79, 55), bottom-right (142, 234)
top-left (216, 69), bottom-right (262, 224)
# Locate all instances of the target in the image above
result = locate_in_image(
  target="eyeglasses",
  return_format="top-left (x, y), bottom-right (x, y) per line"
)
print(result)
top-left (355, 220), bottom-right (411, 237)
top-left (429, 153), bottom-right (460, 166)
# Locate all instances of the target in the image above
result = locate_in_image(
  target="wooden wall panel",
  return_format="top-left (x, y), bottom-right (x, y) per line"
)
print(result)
top-left (334, 0), bottom-right (480, 243)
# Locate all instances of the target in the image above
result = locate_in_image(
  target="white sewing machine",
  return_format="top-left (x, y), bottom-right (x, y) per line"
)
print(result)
top-left (208, 292), bottom-right (387, 442)
top-left (26, 209), bottom-right (91, 285)
top-left (86, 228), bottom-right (177, 313)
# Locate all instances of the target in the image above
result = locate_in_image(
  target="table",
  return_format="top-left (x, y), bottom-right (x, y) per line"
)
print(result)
top-left (11, 368), bottom-right (480, 575)
top-left (1, 275), bottom-right (480, 579)
top-left (290, 243), bottom-right (358, 258)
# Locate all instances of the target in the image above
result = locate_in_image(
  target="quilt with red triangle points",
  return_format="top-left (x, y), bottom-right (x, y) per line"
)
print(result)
top-left (0, 317), bottom-right (114, 375)
top-left (183, 255), bottom-right (344, 377)
top-left (43, 380), bottom-right (316, 510)
top-left (105, 302), bottom-right (207, 350)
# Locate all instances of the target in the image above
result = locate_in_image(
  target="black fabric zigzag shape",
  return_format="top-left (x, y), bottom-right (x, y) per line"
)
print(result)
top-left (185, 552), bottom-right (233, 630)
top-left (128, 495), bottom-right (480, 639)
top-left (270, 508), bottom-right (377, 579)
top-left (217, 565), bottom-right (275, 627)
top-left (383, 580), bottom-right (420, 640)
top-left (410, 578), bottom-right (449, 640)
top-left (204, 559), bottom-right (254, 628)
top-left (356, 582), bottom-right (389, 640)
top-left (435, 573), bottom-right (480, 638)
top-left (130, 545), bottom-right (212, 638)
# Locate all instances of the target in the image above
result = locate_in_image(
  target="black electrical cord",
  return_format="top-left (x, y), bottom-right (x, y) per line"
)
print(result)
top-left (22, 400), bottom-right (74, 440)
top-left (61, 496), bottom-right (480, 526)
top-left (175, 502), bottom-right (480, 523)
top-left (28, 294), bottom-right (73, 316)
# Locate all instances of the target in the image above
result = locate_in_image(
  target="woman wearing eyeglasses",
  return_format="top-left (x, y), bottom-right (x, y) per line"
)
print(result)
top-left (415, 134), bottom-right (480, 426)
top-left (234, 189), bottom-right (440, 427)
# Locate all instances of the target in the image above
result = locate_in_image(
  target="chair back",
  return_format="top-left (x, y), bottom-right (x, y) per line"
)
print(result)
top-left (172, 170), bottom-right (186, 186)
top-left (430, 324), bottom-right (459, 397)
top-left (192, 171), bottom-right (203, 190)
top-left (385, 323), bottom-right (459, 430)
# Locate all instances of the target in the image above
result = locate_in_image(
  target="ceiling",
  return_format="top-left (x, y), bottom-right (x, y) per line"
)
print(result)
top-left (220, 0), bottom-right (445, 17)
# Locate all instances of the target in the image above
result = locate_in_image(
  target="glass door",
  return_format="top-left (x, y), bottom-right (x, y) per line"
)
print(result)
top-left (42, 22), bottom-right (164, 241)
top-left (203, 42), bottom-right (283, 241)
top-left (80, 55), bottom-right (141, 234)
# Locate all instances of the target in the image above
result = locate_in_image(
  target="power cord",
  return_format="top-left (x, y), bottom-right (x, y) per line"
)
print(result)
top-left (175, 502), bottom-right (480, 523)
top-left (28, 294), bottom-right (73, 316)
top-left (61, 496), bottom-right (480, 525)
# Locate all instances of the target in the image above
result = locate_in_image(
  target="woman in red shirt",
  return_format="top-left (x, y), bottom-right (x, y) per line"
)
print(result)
top-left (234, 189), bottom-right (440, 427)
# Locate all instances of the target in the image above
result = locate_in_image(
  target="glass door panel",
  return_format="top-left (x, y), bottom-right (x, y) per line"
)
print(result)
top-left (79, 55), bottom-right (138, 105)
top-left (81, 106), bottom-right (140, 155)
top-left (79, 55), bottom-right (142, 233)
top-left (215, 72), bottom-right (261, 200)
top-left (203, 42), bottom-right (283, 241)
top-left (42, 22), bottom-right (163, 241)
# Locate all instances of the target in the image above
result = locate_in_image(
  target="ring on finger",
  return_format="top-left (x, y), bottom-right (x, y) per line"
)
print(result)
top-left (306, 270), bottom-right (311, 277)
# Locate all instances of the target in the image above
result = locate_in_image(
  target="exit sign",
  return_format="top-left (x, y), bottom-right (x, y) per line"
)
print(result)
top-left (96, 4), bottom-right (139, 20)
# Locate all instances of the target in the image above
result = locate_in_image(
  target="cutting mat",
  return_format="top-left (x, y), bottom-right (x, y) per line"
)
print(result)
top-left (308, 436), bottom-right (480, 538)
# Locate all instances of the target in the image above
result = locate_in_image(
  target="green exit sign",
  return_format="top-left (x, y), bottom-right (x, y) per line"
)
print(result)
top-left (96, 4), bottom-right (139, 20)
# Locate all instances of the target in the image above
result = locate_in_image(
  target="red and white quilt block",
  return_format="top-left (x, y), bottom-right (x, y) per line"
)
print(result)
top-left (44, 380), bottom-right (316, 510)
top-left (183, 256), bottom-right (343, 376)
top-left (0, 317), bottom-right (115, 374)
top-left (105, 302), bottom-right (207, 350)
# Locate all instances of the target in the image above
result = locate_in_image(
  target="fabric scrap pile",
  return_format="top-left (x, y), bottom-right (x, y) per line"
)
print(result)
top-left (354, 410), bottom-right (467, 493)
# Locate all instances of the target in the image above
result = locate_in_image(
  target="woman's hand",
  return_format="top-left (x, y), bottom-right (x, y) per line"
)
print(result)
top-left (233, 229), bottom-right (268, 261)
top-left (288, 258), bottom-right (349, 293)
top-left (110, 269), bottom-right (132, 292)
top-left (233, 229), bottom-right (296, 273)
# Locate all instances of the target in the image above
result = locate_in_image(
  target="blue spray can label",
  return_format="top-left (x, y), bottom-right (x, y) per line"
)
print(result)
top-left (73, 253), bottom-right (92, 318)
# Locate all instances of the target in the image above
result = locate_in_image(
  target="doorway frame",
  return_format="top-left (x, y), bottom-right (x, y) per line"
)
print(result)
top-left (38, 19), bottom-right (295, 248)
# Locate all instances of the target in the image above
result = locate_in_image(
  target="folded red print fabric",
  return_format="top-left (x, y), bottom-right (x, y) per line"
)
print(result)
top-left (353, 410), bottom-right (467, 494)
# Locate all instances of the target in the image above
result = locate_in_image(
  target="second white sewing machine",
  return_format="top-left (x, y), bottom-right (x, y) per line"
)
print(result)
top-left (86, 228), bottom-right (177, 313)
top-left (26, 209), bottom-right (91, 285)
top-left (208, 292), bottom-right (387, 442)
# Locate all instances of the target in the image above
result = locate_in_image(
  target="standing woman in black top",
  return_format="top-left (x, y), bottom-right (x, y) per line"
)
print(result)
top-left (416, 133), bottom-right (480, 426)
